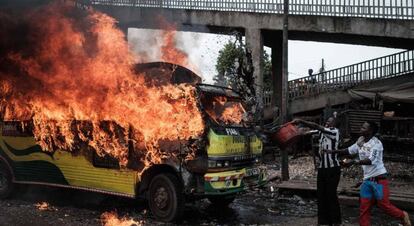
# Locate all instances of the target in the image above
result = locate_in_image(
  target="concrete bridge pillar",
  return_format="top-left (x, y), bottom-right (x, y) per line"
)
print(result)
top-left (245, 28), bottom-right (264, 114)
top-left (118, 25), bottom-right (129, 42)
top-left (271, 34), bottom-right (283, 122)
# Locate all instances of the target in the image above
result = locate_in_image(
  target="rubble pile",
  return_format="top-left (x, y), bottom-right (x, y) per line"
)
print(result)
top-left (285, 155), bottom-right (414, 183)
top-left (386, 161), bottom-right (414, 181)
top-left (288, 156), bottom-right (317, 180)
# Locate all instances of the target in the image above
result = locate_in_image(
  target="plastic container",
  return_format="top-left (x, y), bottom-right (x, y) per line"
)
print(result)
top-left (271, 122), bottom-right (301, 149)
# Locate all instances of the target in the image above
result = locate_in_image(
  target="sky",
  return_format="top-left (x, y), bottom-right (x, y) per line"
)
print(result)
top-left (128, 28), bottom-right (404, 84)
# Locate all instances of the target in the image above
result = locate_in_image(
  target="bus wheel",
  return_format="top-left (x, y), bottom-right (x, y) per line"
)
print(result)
top-left (0, 163), bottom-right (14, 199)
top-left (208, 195), bottom-right (236, 206)
top-left (148, 174), bottom-right (184, 222)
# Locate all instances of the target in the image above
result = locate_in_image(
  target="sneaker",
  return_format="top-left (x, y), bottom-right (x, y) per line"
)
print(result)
top-left (403, 211), bottom-right (412, 226)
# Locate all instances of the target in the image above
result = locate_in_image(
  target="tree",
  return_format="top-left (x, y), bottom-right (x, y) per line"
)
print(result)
top-left (213, 41), bottom-right (245, 88)
top-left (213, 41), bottom-right (272, 91)
top-left (263, 51), bottom-right (272, 90)
top-left (213, 39), bottom-right (273, 122)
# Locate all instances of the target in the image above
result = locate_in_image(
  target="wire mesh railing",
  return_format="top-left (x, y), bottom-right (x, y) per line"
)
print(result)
top-left (288, 50), bottom-right (414, 100)
top-left (85, 0), bottom-right (414, 20)
top-left (263, 50), bottom-right (414, 106)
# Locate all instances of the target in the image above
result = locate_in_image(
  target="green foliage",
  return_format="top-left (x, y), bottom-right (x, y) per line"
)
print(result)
top-left (213, 41), bottom-right (245, 87)
top-left (213, 41), bottom-right (272, 90)
top-left (263, 51), bottom-right (272, 90)
top-left (215, 42), bottom-right (245, 75)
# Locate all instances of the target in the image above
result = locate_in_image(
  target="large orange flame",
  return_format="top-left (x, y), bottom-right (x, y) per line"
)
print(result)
top-left (220, 103), bottom-right (245, 124)
top-left (158, 17), bottom-right (199, 75)
top-left (204, 96), bottom-right (245, 126)
top-left (0, 2), bottom-right (204, 167)
top-left (101, 211), bottom-right (143, 226)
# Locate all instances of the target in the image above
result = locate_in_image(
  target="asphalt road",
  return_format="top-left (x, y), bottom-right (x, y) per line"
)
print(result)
top-left (0, 183), bottom-right (412, 226)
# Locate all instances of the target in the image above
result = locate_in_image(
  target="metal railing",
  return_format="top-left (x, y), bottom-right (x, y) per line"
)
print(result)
top-left (87, 0), bottom-right (414, 20)
top-left (288, 50), bottom-right (414, 100)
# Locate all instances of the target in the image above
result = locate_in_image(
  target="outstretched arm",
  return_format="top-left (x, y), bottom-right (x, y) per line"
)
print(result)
top-left (325, 140), bottom-right (373, 166)
top-left (342, 158), bottom-right (372, 167)
top-left (324, 136), bottom-right (364, 157)
top-left (292, 119), bottom-right (335, 135)
top-left (325, 147), bottom-right (351, 156)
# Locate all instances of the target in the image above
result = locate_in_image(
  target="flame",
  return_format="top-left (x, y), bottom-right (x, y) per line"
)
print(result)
top-left (35, 202), bottom-right (57, 211)
top-left (220, 103), bottom-right (245, 124)
top-left (161, 30), bottom-right (188, 67)
top-left (158, 17), bottom-right (199, 75)
top-left (0, 3), bottom-right (204, 168)
top-left (204, 96), bottom-right (245, 126)
top-left (101, 211), bottom-right (143, 226)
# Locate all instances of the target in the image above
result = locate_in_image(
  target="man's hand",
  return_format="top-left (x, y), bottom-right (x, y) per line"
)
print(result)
top-left (357, 136), bottom-right (365, 147)
top-left (340, 158), bottom-right (355, 167)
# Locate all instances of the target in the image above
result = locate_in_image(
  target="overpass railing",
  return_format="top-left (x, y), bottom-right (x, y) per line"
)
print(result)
top-left (87, 0), bottom-right (414, 20)
top-left (287, 50), bottom-right (414, 100)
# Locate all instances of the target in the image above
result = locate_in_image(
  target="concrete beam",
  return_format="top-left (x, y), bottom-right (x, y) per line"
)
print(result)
top-left (288, 90), bottom-right (352, 115)
top-left (94, 6), bottom-right (414, 49)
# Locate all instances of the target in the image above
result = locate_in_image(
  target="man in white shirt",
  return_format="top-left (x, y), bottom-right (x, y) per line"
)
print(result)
top-left (326, 121), bottom-right (411, 226)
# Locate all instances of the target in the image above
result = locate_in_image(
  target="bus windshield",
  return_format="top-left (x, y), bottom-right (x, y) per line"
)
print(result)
top-left (201, 95), bottom-right (246, 127)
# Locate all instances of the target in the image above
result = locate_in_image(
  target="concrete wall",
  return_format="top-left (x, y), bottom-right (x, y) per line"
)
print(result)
top-left (289, 90), bottom-right (352, 115)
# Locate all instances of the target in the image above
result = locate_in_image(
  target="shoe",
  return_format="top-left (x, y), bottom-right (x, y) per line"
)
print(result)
top-left (403, 211), bottom-right (412, 226)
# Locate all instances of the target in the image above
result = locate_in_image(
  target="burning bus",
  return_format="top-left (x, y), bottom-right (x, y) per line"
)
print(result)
top-left (0, 3), bottom-right (266, 221)
top-left (0, 62), bottom-right (267, 222)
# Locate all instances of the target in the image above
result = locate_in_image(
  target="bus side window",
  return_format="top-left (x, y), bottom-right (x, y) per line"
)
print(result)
top-left (92, 152), bottom-right (120, 169)
top-left (2, 121), bottom-right (34, 137)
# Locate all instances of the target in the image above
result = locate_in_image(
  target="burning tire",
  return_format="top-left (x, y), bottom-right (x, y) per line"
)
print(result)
top-left (148, 173), bottom-right (184, 222)
top-left (0, 162), bottom-right (14, 199)
top-left (208, 195), bottom-right (236, 206)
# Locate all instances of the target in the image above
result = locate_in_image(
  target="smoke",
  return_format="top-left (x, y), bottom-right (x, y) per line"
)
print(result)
top-left (129, 26), bottom-right (212, 82)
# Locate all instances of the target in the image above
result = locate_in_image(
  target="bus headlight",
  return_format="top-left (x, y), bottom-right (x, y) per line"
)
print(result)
top-left (224, 161), bottom-right (230, 167)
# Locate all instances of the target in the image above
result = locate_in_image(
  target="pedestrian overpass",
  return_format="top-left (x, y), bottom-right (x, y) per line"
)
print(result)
top-left (75, 0), bottom-right (414, 119)
top-left (6, 0), bottom-right (413, 119)
top-left (263, 50), bottom-right (414, 116)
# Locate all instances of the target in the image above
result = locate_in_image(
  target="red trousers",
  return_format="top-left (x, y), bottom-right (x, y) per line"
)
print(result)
top-left (359, 179), bottom-right (404, 226)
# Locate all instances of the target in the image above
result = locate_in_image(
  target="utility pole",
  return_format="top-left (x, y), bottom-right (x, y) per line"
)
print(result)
top-left (281, 0), bottom-right (290, 181)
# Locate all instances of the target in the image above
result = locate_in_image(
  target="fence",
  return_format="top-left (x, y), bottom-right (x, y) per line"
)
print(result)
top-left (87, 0), bottom-right (414, 20)
top-left (262, 50), bottom-right (414, 106)
top-left (288, 50), bottom-right (414, 100)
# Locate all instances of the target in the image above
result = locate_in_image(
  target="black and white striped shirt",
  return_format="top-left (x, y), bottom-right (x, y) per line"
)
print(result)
top-left (318, 127), bottom-right (340, 168)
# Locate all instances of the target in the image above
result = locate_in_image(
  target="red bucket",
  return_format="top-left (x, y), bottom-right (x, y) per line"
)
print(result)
top-left (272, 122), bottom-right (301, 148)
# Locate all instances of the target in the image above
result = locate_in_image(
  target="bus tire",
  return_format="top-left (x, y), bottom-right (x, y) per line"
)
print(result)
top-left (0, 162), bottom-right (14, 199)
top-left (148, 173), bottom-right (184, 222)
top-left (208, 195), bottom-right (236, 206)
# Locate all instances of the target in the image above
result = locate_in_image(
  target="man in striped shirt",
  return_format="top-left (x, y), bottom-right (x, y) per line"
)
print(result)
top-left (294, 117), bottom-right (341, 226)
